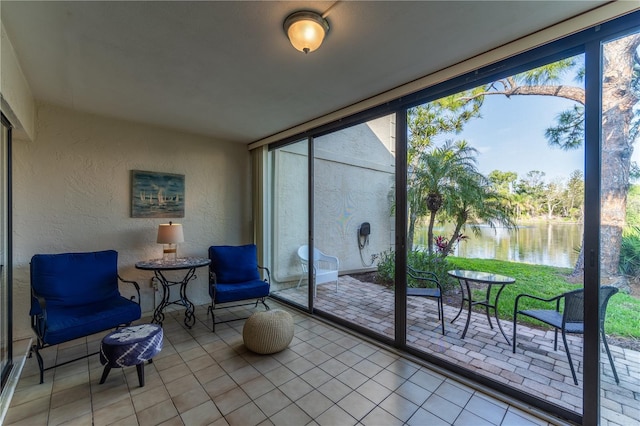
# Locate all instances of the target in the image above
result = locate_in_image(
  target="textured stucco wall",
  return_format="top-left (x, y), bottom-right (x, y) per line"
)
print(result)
top-left (12, 103), bottom-right (251, 340)
top-left (0, 20), bottom-right (36, 140)
top-left (314, 116), bottom-right (396, 271)
top-left (271, 116), bottom-right (396, 288)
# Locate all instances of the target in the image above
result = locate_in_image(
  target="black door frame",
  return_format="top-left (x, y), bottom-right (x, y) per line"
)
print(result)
top-left (0, 112), bottom-right (13, 392)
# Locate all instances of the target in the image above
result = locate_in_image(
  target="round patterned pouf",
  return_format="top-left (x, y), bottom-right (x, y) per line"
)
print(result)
top-left (99, 323), bottom-right (163, 387)
top-left (243, 310), bottom-right (294, 354)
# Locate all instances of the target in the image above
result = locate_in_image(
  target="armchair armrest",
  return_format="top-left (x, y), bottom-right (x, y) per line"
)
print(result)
top-left (209, 270), bottom-right (218, 300)
top-left (31, 289), bottom-right (47, 313)
top-left (317, 253), bottom-right (339, 268)
top-left (514, 292), bottom-right (564, 317)
top-left (30, 288), bottom-right (48, 339)
top-left (118, 275), bottom-right (141, 305)
top-left (258, 265), bottom-right (271, 284)
top-left (407, 267), bottom-right (442, 290)
top-left (407, 266), bottom-right (439, 281)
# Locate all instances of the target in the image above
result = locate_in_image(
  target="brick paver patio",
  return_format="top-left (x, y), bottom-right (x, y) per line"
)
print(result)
top-left (273, 275), bottom-right (640, 425)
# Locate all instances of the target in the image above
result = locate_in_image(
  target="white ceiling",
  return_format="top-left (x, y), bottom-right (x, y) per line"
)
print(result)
top-left (1, 1), bottom-right (611, 144)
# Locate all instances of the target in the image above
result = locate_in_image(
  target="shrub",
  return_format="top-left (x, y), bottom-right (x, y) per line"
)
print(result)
top-left (375, 250), bottom-right (396, 285)
top-left (408, 249), bottom-right (456, 291)
top-left (375, 249), bottom-right (456, 291)
top-left (619, 225), bottom-right (640, 277)
top-left (626, 184), bottom-right (640, 225)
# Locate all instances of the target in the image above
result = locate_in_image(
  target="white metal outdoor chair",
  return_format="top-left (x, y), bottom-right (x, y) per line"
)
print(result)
top-left (297, 245), bottom-right (339, 297)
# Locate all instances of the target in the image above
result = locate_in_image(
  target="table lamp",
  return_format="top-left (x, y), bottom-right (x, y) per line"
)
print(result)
top-left (157, 221), bottom-right (184, 261)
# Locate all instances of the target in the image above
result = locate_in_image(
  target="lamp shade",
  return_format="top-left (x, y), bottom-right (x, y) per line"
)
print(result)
top-left (284, 11), bottom-right (329, 54)
top-left (157, 223), bottom-right (184, 244)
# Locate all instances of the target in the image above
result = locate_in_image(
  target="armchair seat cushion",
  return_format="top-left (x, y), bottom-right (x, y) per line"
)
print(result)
top-left (519, 309), bottom-right (583, 334)
top-left (407, 287), bottom-right (441, 298)
top-left (313, 268), bottom-right (338, 285)
top-left (41, 297), bottom-right (141, 345)
top-left (213, 280), bottom-right (270, 304)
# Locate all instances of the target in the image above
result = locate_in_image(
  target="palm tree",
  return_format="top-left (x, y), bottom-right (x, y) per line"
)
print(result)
top-left (442, 172), bottom-right (516, 256)
top-left (406, 94), bottom-right (484, 250)
top-left (412, 140), bottom-right (481, 254)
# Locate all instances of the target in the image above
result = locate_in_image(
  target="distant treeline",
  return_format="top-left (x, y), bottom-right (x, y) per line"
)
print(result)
top-left (488, 169), bottom-right (584, 222)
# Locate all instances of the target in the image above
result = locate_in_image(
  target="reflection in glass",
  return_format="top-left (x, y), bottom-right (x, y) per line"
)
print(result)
top-left (268, 139), bottom-right (310, 310)
top-left (414, 223), bottom-right (583, 268)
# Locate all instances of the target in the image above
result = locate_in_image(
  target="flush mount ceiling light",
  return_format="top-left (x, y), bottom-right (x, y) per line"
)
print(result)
top-left (284, 11), bottom-right (330, 54)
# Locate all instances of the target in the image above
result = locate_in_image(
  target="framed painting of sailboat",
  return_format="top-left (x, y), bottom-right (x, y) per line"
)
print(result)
top-left (131, 170), bottom-right (185, 218)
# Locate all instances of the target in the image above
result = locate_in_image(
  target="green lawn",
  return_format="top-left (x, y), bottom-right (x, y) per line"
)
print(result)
top-left (444, 257), bottom-right (640, 338)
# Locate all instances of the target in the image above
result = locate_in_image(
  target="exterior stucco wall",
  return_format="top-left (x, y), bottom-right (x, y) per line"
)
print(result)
top-left (271, 116), bottom-right (396, 289)
top-left (12, 103), bottom-right (251, 340)
top-left (271, 143), bottom-right (308, 284)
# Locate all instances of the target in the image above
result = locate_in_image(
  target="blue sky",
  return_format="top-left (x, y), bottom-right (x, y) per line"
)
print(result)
top-left (460, 95), bottom-right (583, 181)
top-left (428, 49), bottom-right (640, 184)
top-left (435, 93), bottom-right (639, 183)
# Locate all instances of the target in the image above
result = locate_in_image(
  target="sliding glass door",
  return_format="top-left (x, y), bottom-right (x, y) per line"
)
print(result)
top-left (312, 115), bottom-right (396, 339)
top-left (404, 53), bottom-right (591, 418)
top-left (268, 116), bottom-right (397, 341)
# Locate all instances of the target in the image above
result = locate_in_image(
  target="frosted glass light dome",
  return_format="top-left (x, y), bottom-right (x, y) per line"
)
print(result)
top-left (284, 11), bottom-right (329, 54)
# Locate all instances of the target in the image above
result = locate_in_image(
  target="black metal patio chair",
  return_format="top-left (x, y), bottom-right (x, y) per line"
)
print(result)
top-left (407, 266), bottom-right (446, 335)
top-left (512, 286), bottom-right (619, 385)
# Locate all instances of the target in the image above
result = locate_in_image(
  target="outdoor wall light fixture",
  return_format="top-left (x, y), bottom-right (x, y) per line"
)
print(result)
top-left (284, 10), bottom-right (329, 54)
top-left (157, 221), bottom-right (184, 261)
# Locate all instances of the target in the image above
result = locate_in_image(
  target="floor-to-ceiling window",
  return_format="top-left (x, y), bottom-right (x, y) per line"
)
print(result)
top-left (0, 113), bottom-right (12, 392)
top-left (403, 54), bottom-right (591, 419)
top-left (597, 29), bottom-right (640, 426)
top-left (261, 12), bottom-right (639, 424)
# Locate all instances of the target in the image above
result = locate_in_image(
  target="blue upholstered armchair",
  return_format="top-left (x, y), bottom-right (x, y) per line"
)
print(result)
top-left (207, 244), bottom-right (270, 331)
top-left (30, 250), bottom-right (141, 383)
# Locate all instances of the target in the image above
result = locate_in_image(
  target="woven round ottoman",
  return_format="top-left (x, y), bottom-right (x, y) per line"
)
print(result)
top-left (243, 310), bottom-right (294, 354)
top-left (99, 324), bottom-right (163, 387)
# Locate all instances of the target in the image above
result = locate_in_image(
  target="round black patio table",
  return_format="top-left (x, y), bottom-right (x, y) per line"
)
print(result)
top-left (448, 269), bottom-right (516, 344)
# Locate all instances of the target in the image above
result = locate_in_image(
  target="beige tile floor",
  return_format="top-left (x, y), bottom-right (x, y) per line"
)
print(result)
top-left (6, 300), bottom-right (565, 426)
top-left (274, 275), bottom-right (640, 424)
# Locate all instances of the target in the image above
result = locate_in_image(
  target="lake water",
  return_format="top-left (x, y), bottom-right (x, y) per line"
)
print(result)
top-left (415, 222), bottom-right (583, 268)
